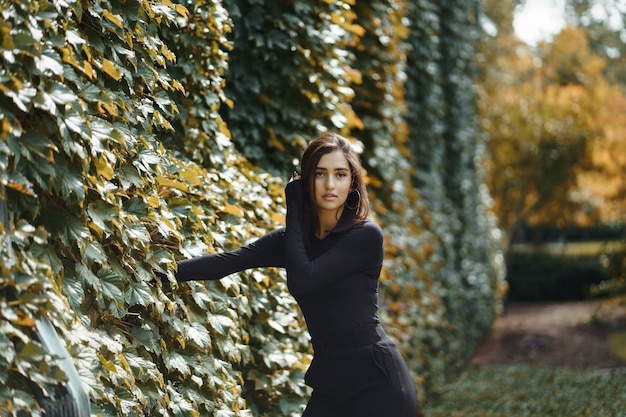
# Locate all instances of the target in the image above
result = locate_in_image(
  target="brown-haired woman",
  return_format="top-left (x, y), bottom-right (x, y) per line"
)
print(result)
top-left (165, 132), bottom-right (418, 416)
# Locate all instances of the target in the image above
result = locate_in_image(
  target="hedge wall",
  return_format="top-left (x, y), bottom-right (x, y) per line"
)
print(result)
top-left (0, 0), bottom-right (505, 415)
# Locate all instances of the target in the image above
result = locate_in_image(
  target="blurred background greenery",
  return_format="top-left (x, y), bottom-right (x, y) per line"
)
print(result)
top-left (480, 0), bottom-right (626, 307)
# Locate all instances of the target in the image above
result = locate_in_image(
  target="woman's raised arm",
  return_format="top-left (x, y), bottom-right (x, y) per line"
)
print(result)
top-left (166, 228), bottom-right (286, 282)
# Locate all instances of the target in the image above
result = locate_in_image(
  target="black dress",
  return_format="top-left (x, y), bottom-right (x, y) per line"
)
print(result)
top-left (175, 181), bottom-right (418, 416)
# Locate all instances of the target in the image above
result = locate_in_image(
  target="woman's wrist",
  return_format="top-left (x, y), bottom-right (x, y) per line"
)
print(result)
top-left (285, 180), bottom-right (304, 216)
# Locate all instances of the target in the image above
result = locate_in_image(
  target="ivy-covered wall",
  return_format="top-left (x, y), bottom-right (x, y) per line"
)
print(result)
top-left (221, 0), bottom-right (362, 174)
top-left (0, 0), bottom-right (505, 416)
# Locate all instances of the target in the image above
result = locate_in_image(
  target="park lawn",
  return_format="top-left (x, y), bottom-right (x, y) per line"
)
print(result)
top-left (422, 364), bottom-right (626, 417)
top-left (609, 331), bottom-right (626, 362)
top-left (511, 240), bottom-right (623, 257)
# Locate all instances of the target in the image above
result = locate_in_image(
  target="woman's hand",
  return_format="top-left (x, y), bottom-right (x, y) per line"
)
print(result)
top-left (285, 171), bottom-right (304, 216)
top-left (152, 269), bottom-right (176, 292)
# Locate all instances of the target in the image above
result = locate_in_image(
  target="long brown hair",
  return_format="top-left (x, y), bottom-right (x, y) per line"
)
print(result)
top-left (299, 132), bottom-right (370, 243)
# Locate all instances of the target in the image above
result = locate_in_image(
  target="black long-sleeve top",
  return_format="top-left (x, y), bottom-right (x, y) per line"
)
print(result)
top-left (176, 181), bottom-right (384, 339)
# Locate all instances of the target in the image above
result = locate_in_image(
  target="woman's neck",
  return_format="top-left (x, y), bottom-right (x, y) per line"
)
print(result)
top-left (316, 227), bottom-right (331, 240)
top-left (316, 209), bottom-right (343, 239)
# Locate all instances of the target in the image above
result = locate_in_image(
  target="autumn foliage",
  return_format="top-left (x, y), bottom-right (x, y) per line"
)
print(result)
top-left (478, 0), bottom-right (626, 316)
top-left (479, 21), bottom-right (626, 250)
top-left (0, 0), bottom-right (504, 415)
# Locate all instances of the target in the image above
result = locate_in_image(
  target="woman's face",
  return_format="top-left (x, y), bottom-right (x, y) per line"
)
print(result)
top-left (313, 150), bottom-right (352, 217)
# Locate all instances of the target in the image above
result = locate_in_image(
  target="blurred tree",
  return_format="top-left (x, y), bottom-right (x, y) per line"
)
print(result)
top-left (480, 0), bottom-right (626, 323)
top-left (480, 0), bottom-right (517, 36)
top-left (576, 80), bottom-right (626, 223)
top-left (477, 22), bottom-right (612, 254)
top-left (563, 0), bottom-right (626, 310)
top-left (564, 0), bottom-right (626, 90)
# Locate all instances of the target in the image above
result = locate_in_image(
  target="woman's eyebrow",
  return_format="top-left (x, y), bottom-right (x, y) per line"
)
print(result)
top-left (315, 166), bottom-right (350, 171)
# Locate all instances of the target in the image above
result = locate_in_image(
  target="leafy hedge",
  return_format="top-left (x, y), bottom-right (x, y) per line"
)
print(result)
top-left (0, 0), bottom-right (505, 415)
top-left (1, 0), bottom-right (307, 415)
top-left (222, 0), bottom-right (362, 174)
top-left (507, 252), bottom-right (608, 301)
top-left (398, 0), bottom-right (506, 385)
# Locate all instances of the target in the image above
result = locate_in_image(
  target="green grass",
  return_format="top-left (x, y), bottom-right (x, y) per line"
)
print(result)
top-left (422, 365), bottom-right (626, 417)
top-left (609, 331), bottom-right (626, 362)
top-left (512, 240), bottom-right (623, 257)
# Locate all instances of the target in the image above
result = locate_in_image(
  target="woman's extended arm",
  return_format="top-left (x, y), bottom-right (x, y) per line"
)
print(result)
top-left (284, 181), bottom-right (383, 295)
top-left (174, 228), bottom-right (286, 282)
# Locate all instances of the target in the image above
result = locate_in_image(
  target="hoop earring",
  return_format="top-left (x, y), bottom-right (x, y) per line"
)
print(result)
top-left (345, 189), bottom-right (360, 211)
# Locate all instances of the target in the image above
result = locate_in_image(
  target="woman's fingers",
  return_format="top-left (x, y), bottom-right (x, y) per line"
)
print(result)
top-left (291, 170), bottom-right (301, 182)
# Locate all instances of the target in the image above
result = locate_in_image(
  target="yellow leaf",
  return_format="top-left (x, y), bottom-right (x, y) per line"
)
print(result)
top-left (175, 4), bottom-right (189, 18)
top-left (222, 203), bottom-right (243, 217)
top-left (346, 109), bottom-right (364, 130)
top-left (102, 10), bottom-right (124, 29)
top-left (16, 311), bottom-right (36, 327)
top-left (329, 12), bottom-right (364, 36)
top-left (160, 45), bottom-right (176, 63)
top-left (271, 211), bottom-right (285, 225)
top-left (59, 46), bottom-right (73, 64)
top-left (157, 175), bottom-right (189, 192)
top-left (259, 95), bottom-right (274, 105)
top-left (83, 61), bottom-right (94, 80)
top-left (2, 117), bottom-right (11, 135)
top-left (81, 44), bottom-right (92, 61)
top-left (172, 79), bottom-right (185, 93)
top-left (94, 158), bottom-right (114, 180)
top-left (125, 32), bottom-right (134, 49)
top-left (6, 181), bottom-right (35, 196)
top-left (176, 335), bottom-right (185, 349)
top-left (346, 23), bottom-right (365, 36)
top-left (148, 194), bottom-right (160, 208)
top-left (0, 23), bottom-right (15, 49)
top-left (116, 353), bottom-right (133, 379)
top-left (61, 47), bottom-right (95, 80)
top-left (10, 76), bottom-right (22, 90)
top-left (153, 110), bottom-right (173, 130)
top-left (160, 215), bottom-right (176, 232)
top-left (101, 101), bottom-right (118, 116)
top-left (111, 218), bottom-right (121, 232)
top-left (217, 119), bottom-right (231, 137)
top-left (268, 128), bottom-right (284, 151)
top-left (102, 59), bottom-right (122, 81)
top-left (98, 354), bottom-right (118, 373)
top-left (180, 167), bottom-right (202, 186)
top-left (88, 220), bottom-right (104, 238)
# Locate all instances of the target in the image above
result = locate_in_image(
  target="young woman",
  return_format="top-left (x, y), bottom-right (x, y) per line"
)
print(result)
top-left (167, 132), bottom-right (418, 416)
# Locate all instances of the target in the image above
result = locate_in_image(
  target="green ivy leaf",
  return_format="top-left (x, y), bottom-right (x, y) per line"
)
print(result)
top-left (208, 312), bottom-right (236, 335)
top-left (184, 322), bottom-right (211, 349)
top-left (98, 268), bottom-right (124, 303)
top-left (125, 279), bottom-right (152, 306)
top-left (17, 342), bottom-right (47, 361)
top-left (75, 262), bottom-right (99, 287)
top-left (62, 272), bottom-right (85, 309)
top-left (48, 81), bottom-right (78, 104)
top-left (163, 351), bottom-right (190, 375)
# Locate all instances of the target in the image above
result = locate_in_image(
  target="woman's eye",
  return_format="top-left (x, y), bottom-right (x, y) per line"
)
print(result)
top-left (315, 171), bottom-right (325, 177)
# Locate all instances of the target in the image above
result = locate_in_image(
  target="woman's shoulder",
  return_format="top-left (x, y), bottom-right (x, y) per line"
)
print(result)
top-left (351, 219), bottom-right (383, 238)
